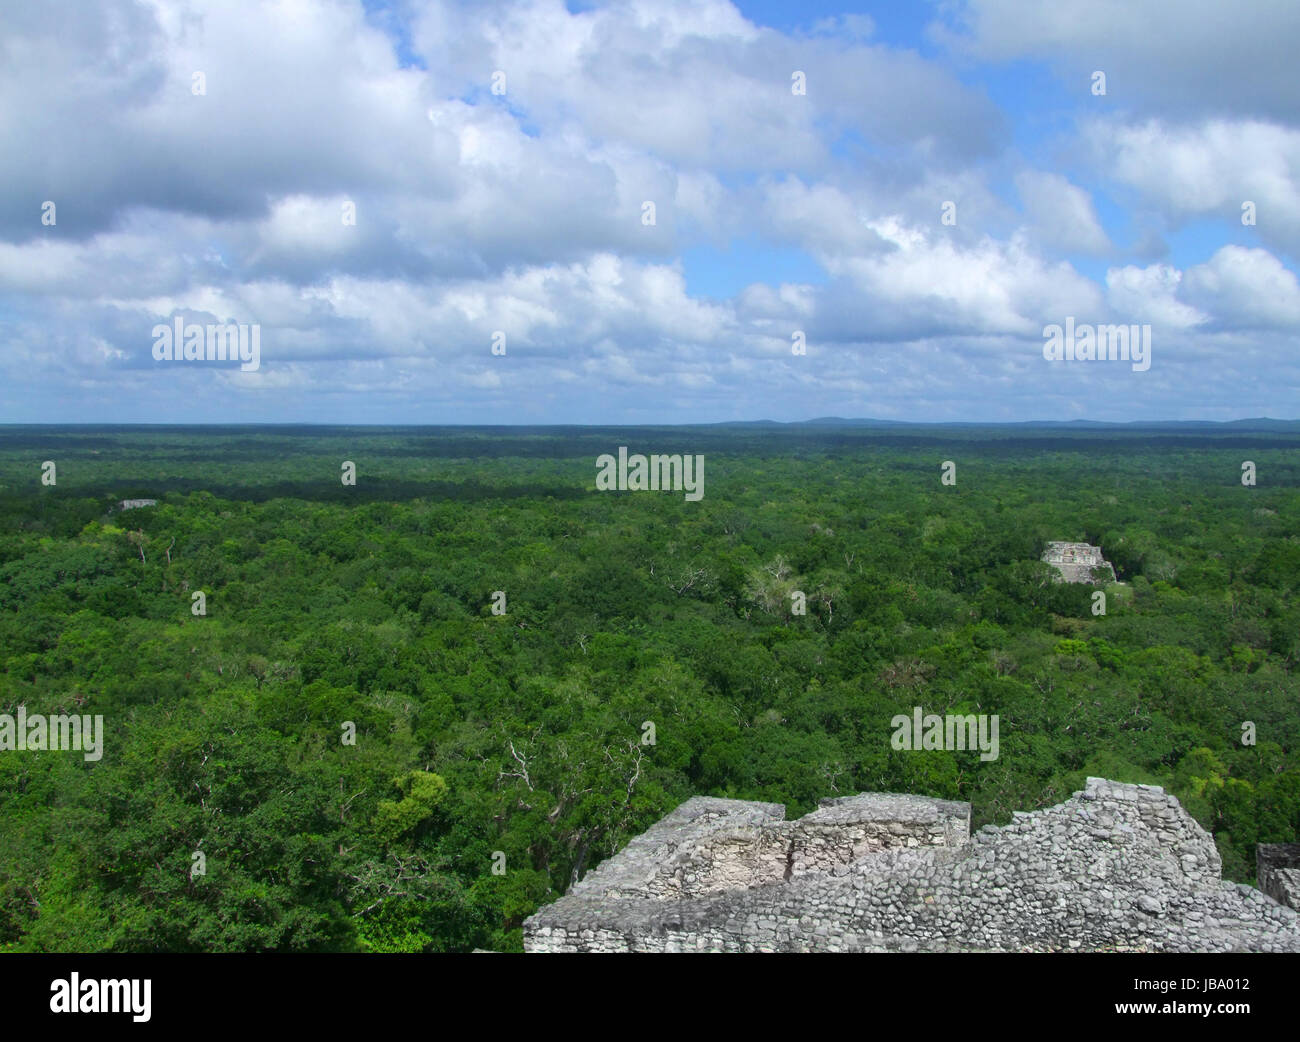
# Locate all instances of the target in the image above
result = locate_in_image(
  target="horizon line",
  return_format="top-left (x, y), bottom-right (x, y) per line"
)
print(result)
top-left (0, 417), bottom-right (1297, 429)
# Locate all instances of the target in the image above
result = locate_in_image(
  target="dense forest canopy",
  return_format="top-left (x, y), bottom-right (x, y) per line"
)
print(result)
top-left (1, 422), bottom-right (1297, 952)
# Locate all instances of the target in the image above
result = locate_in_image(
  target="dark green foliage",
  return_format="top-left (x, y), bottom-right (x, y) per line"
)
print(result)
top-left (1, 423), bottom-right (1298, 951)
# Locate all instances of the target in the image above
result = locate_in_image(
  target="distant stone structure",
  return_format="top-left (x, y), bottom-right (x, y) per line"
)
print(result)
top-left (115, 499), bottom-right (158, 511)
top-left (1257, 844), bottom-right (1300, 911)
top-left (1042, 541), bottom-right (1115, 583)
top-left (524, 779), bottom-right (1300, 952)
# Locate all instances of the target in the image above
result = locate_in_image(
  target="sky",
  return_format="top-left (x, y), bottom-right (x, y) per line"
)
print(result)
top-left (1, 0), bottom-right (1298, 425)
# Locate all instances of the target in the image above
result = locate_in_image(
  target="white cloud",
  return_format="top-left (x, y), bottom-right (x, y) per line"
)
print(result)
top-left (813, 219), bottom-right (1105, 341)
top-left (0, 0), bottom-right (1296, 423)
top-left (1015, 171), bottom-right (1110, 254)
top-left (933, 0), bottom-right (1300, 119)
top-left (1184, 246), bottom-right (1300, 329)
top-left (1089, 118), bottom-right (1300, 258)
top-left (1104, 264), bottom-right (1206, 329)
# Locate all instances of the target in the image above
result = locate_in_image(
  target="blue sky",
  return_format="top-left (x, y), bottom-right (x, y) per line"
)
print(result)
top-left (1, 0), bottom-right (1298, 424)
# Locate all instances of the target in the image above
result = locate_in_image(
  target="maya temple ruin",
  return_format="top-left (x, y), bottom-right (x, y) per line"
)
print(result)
top-left (524, 779), bottom-right (1300, 953)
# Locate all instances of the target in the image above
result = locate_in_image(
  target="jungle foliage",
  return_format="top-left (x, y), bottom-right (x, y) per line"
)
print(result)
top-left (1, 422), bottom-right (1297, 951)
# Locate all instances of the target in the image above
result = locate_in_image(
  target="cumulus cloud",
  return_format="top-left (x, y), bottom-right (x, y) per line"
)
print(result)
top-left (0, 0), bottom-right (1297, 423)
top-left (932, 0), bottom-right (1300, 120)
top-left (809, 219), bottom-right (1104, 341)
top-left (1085, 118), bottom-right (1300, 258)
top-left (1184, 246), bottom-right (1300, 329)
top-left (1103, 263), bottom-right (1204, 330)
top-left (411, 0), bottom-right (1005, 169)
top-left (1015, 171), bottom-right (1110, 255)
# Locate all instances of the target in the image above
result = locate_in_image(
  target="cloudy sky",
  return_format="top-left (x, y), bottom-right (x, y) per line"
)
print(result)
top-left (2, 0), bottom-right (1298, 424)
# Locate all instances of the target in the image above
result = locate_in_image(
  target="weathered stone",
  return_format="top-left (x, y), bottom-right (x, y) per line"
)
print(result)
top-left (524, 778), bottom-right (1300, 953)
top-left (1042, 541), bottom-right (1116, 584)
top-left (1257, 844), bottom-right (1300, 911)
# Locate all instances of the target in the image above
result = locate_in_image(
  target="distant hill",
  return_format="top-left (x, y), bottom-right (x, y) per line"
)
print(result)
top-left (703, 417), bottom-right (1300, 432)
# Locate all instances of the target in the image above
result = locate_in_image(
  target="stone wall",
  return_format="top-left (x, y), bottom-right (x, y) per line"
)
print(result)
top-left (524, 778), bottom-right (1300, 952)
top-left (783, 794), bottom-right (969, 879)
top-left (557, 793), bottom-right (968, 902)
top-left (1257, 843), bottom-right (1300, 911)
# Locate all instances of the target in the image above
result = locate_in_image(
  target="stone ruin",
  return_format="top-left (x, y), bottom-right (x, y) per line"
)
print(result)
top-left (1042, 541), bottom-right (1116, 583)
top-left (524, 778), bottom-right (1300, 952)
top-left (1257, 844), bottom-right (1300, 912)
